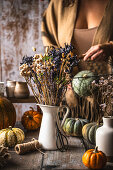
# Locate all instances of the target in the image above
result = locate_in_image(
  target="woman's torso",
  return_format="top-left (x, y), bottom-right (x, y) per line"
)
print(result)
top-left (72, 0), bottom-right (111, 75)
top-left (75, 0), bottom-right (109, 29)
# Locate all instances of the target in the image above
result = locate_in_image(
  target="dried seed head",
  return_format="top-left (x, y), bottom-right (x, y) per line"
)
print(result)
top-left (70, 51), bottom-right (73, 57)
top-left (100, 77), bottom-right (104, 80)
top-left (107, 85), bottom-right (112, 90)
top-left (45, 47), bottom-right (49, 53)
top-left (39, 54), bottom-right (43, 59)
top-left (34, 54), bottom-right (40, 59)
top-left (19, 63), bottom-right (28, 70)
top-left (32, 47), bottom-right (36, 52)
top-left (62, 53), bottom-right (65, 58)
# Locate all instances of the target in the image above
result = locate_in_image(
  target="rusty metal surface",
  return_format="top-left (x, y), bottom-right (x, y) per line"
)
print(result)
top-left (0, 0), bottom-right (48, 121)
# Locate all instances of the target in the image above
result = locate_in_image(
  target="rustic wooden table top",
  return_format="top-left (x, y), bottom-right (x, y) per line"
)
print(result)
top-left (2, 122), bottom-right (113, 170)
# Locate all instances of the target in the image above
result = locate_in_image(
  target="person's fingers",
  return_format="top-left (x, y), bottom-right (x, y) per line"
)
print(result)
top-left (83, 42), bottom-right (113, 61)
top-left (81, 54), bottom-right (86, 58)
top-left (67, 83), bottom-right (72, 90)
top-left (91, 49), bottom-right (104, 60)
top-left (83, 45), bottom-right (100, 61)
top-left (83, 46), bottom-right (95, 55)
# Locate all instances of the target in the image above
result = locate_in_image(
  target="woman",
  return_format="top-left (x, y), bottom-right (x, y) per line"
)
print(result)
top-left (41, 0), bottom-right (113, 121)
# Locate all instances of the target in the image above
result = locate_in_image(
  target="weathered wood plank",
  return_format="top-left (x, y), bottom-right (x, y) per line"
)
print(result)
top-left (2, 122), bottom-right (113, 170)
top-left (42, 137), bottom-right (87, 170)
top-left (0, 0), bottom-right (2, 81)
top-left (0, 0), bottom-right (48, 121)
top-left (1, 0), bottom-right (48, 81)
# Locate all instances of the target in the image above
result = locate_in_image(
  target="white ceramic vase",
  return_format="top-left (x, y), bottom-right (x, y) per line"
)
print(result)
top-left (96, 116), bottom-right (113, 161)
top-left (37, 104), bottom-right (69, 150)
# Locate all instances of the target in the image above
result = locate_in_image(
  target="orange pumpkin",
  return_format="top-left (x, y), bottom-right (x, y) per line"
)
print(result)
top-left (0, 97), bottom-right (16, 130)
top-left (21, 106), bottom-right (42, 130)
top-left (82, 146), bottom-right (107, 169)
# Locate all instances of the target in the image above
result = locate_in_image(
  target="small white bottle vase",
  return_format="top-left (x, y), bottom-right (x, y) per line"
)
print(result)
top-left (96, 116), bottom-right (113, 162)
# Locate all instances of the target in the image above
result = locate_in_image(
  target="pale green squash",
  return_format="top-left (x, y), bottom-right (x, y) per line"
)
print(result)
top-left (82, 122), bottom-right (102, 145)
top-left (72, 70), bottom-right (95, 97)
top-left (63, 118), bottom-right (89, 136)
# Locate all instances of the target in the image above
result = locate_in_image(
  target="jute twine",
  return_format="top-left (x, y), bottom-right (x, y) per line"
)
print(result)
top-left (15, 138), bottom-right (46, 155)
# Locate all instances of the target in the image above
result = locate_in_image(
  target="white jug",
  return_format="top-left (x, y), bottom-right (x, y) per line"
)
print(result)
top-left (37, 104), bottom-right (69, 150)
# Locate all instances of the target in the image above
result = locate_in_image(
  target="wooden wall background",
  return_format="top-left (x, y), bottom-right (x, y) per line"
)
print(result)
top-left (0, 0), bottom-right (49, 121)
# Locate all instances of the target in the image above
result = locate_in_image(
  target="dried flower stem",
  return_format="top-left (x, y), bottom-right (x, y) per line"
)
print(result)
top-left (25, 78), bottom-right (40, 103)
top-left (31, 72), bottom-right (43, 103)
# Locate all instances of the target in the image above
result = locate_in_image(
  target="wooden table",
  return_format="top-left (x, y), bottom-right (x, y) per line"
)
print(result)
top-left (2, 122), bottom-right (113, 170)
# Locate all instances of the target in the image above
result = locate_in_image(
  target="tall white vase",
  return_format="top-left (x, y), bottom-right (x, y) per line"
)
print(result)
top-left (37, 104), bottom-right (69, 150)
top-left (96, 116), bottom-right (113, 161)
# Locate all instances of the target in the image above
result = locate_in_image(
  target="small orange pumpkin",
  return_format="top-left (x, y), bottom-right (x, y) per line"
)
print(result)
top-left (21, 106), bottom-right (42, 130)
top-left (82, 146), bottom-right (107, 169)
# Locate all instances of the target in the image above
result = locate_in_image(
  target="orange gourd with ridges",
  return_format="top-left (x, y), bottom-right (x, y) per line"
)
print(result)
top-left (21, 106), bottom-right (42, 130)
top-left (82, 146), bottom-right (107, 169)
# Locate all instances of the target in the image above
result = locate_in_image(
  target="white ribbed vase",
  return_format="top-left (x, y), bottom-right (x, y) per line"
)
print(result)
top-left (96, 116), bottom-right (113, 161)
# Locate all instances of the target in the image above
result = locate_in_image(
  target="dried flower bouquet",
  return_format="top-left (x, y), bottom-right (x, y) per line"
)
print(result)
top-left (20, 44), bottom-right (79, 106)
top-left (91, 75), bottom-right (113, 120)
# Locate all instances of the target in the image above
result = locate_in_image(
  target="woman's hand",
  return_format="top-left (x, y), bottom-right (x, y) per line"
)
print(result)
top-left (67, 83), bottom-right (72, 90)
top-left (83, 42), bottom-right (113, 61)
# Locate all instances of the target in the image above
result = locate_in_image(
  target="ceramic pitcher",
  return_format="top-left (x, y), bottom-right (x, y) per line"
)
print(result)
top-left (37, 104), bottom-right (69, 150)
top-left (96, 116), bottom-right (113, 162)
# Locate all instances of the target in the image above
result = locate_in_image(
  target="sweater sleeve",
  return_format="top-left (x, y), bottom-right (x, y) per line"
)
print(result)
top-left (41, 0), bottom-right (60, 48)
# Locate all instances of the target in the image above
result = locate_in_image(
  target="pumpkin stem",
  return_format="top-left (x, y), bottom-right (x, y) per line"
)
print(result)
top-left (30, 107), bottom-right (34, 111)
top-left (97, 119), bottom-right (100, 126)
top-left (83, 74), bottom-right (87, 78)
top-left (93, 146), bottom-right (98, 153)
top-left (9, 126), bottom-right (12, 130)
top-left (75, 118), bottom-right (79, 121)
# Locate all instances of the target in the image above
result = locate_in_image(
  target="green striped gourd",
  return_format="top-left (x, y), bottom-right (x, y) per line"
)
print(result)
top-left (0, 126), bottom-right (25, 147)
top-left (82, 122), bottom-right (102, 145)
top-left (63, 118), bottom-right (89, 136)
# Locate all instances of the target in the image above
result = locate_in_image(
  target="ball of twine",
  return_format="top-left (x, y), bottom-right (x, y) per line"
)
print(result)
top-left (15, 138), bottom-right (45, 155)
